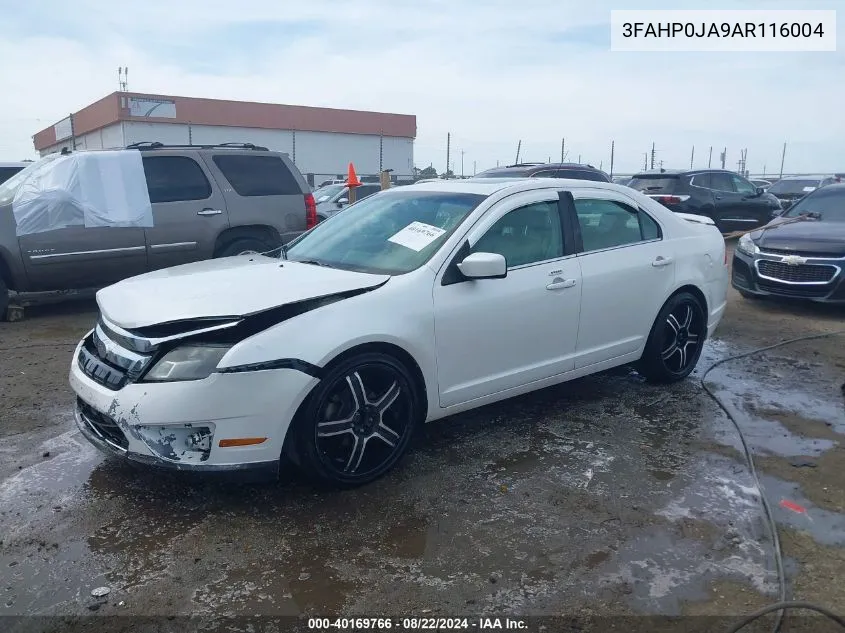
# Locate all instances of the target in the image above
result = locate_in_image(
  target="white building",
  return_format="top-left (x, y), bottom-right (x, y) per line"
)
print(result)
top-left (34, 92), bottom-right (416, 186)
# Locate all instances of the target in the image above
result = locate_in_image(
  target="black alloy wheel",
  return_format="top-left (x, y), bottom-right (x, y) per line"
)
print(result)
top-left (637, 292), bottom-right (707, 383)
top-left (293, 352), bottom-right (420, 487)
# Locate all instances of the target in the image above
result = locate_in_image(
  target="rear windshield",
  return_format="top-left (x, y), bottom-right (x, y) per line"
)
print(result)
top-left (475, 169), bottom-right (519, 178)
top-left (767, 179), bottom-right (821, 195)
top-left (627, 176), bottom-right (679, 193)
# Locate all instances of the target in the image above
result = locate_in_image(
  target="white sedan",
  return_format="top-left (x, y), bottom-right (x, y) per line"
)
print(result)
top-left (69, 179), bottom-right (728, 486)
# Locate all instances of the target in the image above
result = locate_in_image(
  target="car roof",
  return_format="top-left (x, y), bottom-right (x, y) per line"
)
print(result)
top-left (404, 177), bottom-right (629, 197)
top-left (479, 162), bottom-right (604, 173)
top-left (811, 182), bottom-right (845, 192)
top-left (778, 174), bottom-right (834, 180)
top-left (0, 161), bottom-right (30, 167)
top-left (632, 168), bottom-right (740, 177)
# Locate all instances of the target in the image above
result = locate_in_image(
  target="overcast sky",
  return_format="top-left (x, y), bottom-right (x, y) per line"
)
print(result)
top-left (1, 0), bottom-right (842, 174)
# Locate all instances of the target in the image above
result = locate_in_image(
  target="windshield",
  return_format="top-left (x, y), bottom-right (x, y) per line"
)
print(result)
top-left (627, 176), bottom-right (678, 193)
top-left (767, 179), bottom-right (821, 195)
top-left (783, 187), bottom-right (845, 222)
top-left (285, 190), bottom-right (486, 274)
top-left (0, 155), bottom-right (62, 206)
top-left (313, 184), bottom-right (345, 203)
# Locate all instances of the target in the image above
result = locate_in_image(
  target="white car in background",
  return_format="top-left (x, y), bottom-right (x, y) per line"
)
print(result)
top-left (69, 179), bottom-right (728, 486)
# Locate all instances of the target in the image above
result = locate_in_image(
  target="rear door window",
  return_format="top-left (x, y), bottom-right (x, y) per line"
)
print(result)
top-left (690, 173), bottom-right (712, 189)
top-left (627, 176), bottom-right (678, 193)
top-left (212, 154), bottom-right (302, 197)
top-left (142, 156), bottom-right (212, 203)
top-left (575, 198), bottom-right (662, 252)
top-left (710, 173), bottom-right (736, 192)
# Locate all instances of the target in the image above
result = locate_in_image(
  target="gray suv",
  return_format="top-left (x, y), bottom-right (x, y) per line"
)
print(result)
top-left (0, 143), bottom-right (315, 317)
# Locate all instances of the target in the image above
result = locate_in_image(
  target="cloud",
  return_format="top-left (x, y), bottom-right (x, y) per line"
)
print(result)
top-left (0, 0), bottom-right (842, 174)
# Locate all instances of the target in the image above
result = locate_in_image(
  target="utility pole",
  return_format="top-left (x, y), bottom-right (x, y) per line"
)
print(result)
top-left (609, 140), bottom-right (615, 177)
top-left (650, 142), bottom-right (656, 170)
top-left (473, 160), bottom-right (476, 176)
top-left (514, 140), bottom-right (522, 164)
top-left (720, 147), bottom-right (727, 169)
top-left (561, 138), bottom-right (565, 162)
top-left (461, 150), bottom-right (465, 178)
top-left (445, 132), bottom-right (451, 178)
top-left (577, 154), bottom-right (581, 163)
top-left (779, 142), bottom-right (787, 178)
top-left (708, 146), bottom-right (713, 168)
top-left (643, 153), bottom-right (648, 170)
top-left (69, 112), bottom-right (77, 150)
top-left (659, 160), bottom-right (664, 169)
top-left (690, 146), bottom-right (695, 169)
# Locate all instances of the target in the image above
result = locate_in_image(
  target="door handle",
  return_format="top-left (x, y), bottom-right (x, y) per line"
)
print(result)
top-left (652, 256), bottom-right (673, 268)
top-left (714, 195), bottom-right (723, 200)
top-left (197, 208), bottom-right (223, 216)
top-left (546, 278), bottom-right (577, 290)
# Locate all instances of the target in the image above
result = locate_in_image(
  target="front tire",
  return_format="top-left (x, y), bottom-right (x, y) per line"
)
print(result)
top-left (291, 352), bottom-right (421, 487)
top-left (637, 292), bottom-right (707, 383)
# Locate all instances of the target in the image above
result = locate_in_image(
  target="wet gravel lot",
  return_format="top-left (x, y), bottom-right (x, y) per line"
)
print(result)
top-left (2, 245), bottom-right (845, 631)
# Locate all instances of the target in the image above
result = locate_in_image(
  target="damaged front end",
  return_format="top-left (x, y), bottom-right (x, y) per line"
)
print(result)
top-left (74, 316), bottom-right (239, 467)
top-left (71, 287), bottom-right (379, 473)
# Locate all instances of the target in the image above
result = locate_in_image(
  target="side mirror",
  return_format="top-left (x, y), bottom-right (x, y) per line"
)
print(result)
top-left (457, 252), bottom-right (507, 279)
top-left (337, 197), bottom-right (349, 205)
top-left (755, 187), bottom-right (765, 196)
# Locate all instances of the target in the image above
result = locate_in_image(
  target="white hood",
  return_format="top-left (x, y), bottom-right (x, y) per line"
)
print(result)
top-left (96, 255), bottom-right (389, 329)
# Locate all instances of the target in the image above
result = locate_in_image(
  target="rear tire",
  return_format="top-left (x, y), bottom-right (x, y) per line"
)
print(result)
top-left (215, 237), bottom-right (275, 258)
top-left (290, 352), bottom-right (422, 488)
top-left (637, 292), bottom-right (707, 384)
top-left (0, 275), bottom-right (8, 322)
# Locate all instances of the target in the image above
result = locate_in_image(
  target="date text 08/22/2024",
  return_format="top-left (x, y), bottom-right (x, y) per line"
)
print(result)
top-left (307, 617), bottom-right (527, 630)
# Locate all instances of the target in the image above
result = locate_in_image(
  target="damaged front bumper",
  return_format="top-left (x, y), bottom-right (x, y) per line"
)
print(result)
top-left (69, 336), bottom-right (318, 479)
top-left (74, 400), bottom-right (279, 478)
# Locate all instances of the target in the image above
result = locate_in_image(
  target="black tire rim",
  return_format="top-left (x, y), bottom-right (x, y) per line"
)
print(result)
top-left (660, 300), bottom-right (705, 374)
top-left (314, 362), bottom-right (412, 479)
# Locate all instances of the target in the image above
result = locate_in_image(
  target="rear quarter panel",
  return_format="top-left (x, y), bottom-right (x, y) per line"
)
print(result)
top-left (200, 153), bottom-right (307, 245)
top-left (631, 191), bottom-right (728, 332)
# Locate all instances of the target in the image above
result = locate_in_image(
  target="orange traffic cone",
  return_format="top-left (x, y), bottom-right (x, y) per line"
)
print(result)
top-left (347, 162), bottom-right (362, 188)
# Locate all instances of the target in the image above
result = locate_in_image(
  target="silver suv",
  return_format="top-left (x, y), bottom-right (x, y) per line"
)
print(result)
top-left (0, 143), bottom-right (316, 318)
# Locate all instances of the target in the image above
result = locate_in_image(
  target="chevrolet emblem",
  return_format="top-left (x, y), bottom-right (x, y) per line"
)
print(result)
top-left (781, 255), bottom-right (807, 266)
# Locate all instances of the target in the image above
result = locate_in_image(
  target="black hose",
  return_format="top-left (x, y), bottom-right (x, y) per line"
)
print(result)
top-left (700, 330), bottom-right (845, 633)
top-left (724, 601), bottom-right (845, 633)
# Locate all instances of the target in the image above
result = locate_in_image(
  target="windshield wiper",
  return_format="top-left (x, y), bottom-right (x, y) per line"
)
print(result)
top-left (292, 259), bottom-right (335, 268)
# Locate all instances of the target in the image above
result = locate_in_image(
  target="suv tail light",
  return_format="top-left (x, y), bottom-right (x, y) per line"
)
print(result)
top-left (304, 193), bottom-right (317, 229)
top-left (651, 194), bottom-right (691, 205)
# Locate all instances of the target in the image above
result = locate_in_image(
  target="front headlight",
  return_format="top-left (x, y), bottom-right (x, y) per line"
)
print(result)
top-left (737, 234), bottom-right (759, 257)
top-left (144, 345), bottom-right (230, 382)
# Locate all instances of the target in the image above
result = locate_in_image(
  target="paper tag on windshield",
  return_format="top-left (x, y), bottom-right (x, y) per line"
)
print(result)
top-left (388, 221), bottom-right (446, 251)
top-left (802, 186), bottom-right (817, 192)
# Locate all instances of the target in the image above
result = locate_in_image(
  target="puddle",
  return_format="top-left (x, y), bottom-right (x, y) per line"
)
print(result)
top-left (760, 474), bottom-right (845, 548)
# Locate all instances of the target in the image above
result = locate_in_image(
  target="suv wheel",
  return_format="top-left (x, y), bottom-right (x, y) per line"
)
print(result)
top-left (0, 275), bottom-right (8, 321)
top-left (215, 237), bottom-right (275, 258)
